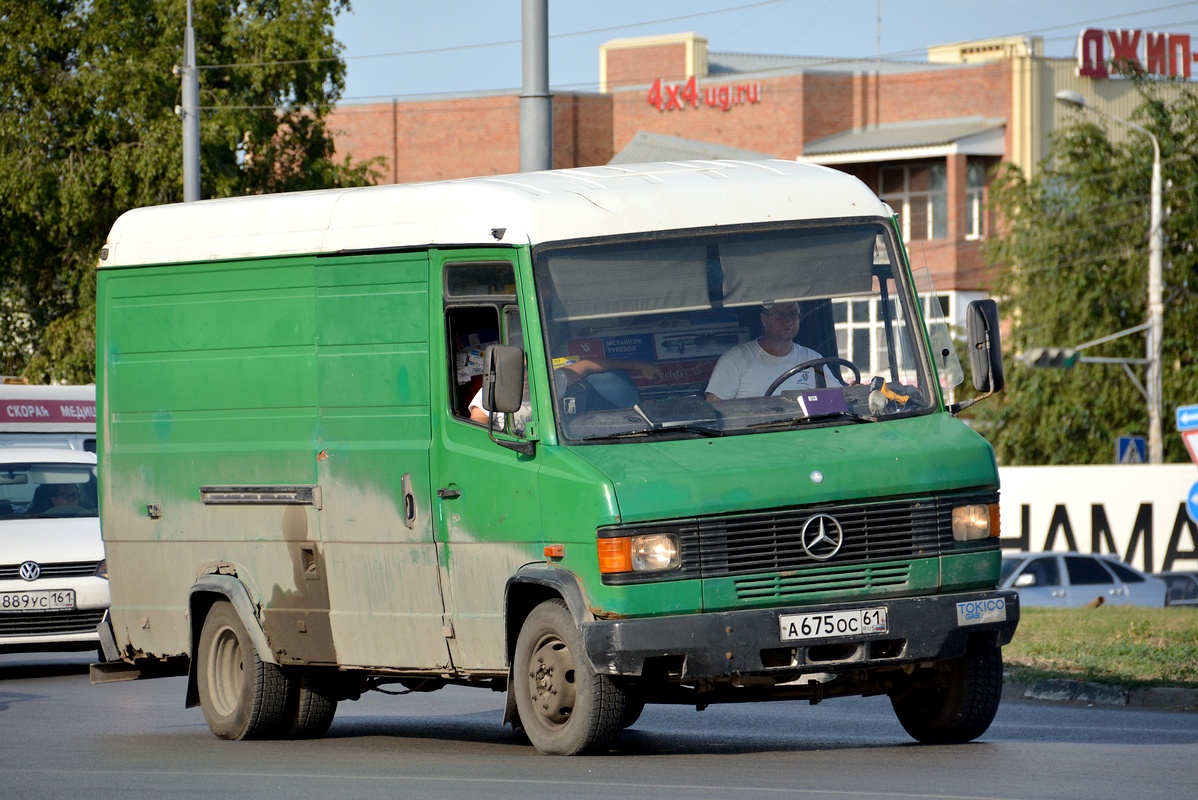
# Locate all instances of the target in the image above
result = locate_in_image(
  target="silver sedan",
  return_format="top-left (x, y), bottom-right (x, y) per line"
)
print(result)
top-left (999, 552), bottom-right (1167, 608)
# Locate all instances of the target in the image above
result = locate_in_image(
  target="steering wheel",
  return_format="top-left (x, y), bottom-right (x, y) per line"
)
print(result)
top-left (764, 357), bottom-right (861, 396)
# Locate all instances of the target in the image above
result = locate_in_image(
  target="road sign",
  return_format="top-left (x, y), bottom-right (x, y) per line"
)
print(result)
top-left (1177, 404), bottom-right (1198, 431)
top-left (1184, 430), bottom-right (1198, 467)
top-left (1188, 481), bottom-right (1198, 525)
top-left (1117, 435), bottom-right (1146, 464)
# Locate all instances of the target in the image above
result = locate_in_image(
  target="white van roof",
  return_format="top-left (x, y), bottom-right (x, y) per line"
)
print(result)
top-left (99, 160), bottom-right (890, 269)
top-left (0, 384), bottom-right (96, 434)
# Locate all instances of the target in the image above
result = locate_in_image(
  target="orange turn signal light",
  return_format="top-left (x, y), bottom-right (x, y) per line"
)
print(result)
top-left (597, 538), bottom-right (632, 574)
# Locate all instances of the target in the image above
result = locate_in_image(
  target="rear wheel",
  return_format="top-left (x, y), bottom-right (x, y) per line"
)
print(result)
top-left (890, 639), bottom-right (1003, 744)
top-left (283, 669), bottom-right (338, 739)
top-left (512, 599), bottom-right (628, 755)
top-left (196, 601), bottom-right (291, 740)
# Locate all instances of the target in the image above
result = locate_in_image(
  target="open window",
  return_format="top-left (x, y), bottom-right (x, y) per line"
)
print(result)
top-left (443, 261), bottom-right (521, 425)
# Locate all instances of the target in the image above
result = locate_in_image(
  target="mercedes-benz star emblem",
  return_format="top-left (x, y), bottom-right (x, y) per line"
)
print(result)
top-left (19, 561), bottom-right (42, 581)
top-left (800, 514), bottom-right (844, 560)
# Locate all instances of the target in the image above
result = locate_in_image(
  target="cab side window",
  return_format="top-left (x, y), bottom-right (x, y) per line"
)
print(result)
top-left (443, 261), bottom-right (520, 423)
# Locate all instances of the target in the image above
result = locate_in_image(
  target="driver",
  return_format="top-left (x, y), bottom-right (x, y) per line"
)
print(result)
top-left (705, 301), bottom-right (843, 400)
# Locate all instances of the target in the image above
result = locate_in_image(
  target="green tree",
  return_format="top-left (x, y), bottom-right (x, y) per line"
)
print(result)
top-left (970, 85), bottom-right (1198, 465)
top-left (0, 0), bottom-right (380, 384)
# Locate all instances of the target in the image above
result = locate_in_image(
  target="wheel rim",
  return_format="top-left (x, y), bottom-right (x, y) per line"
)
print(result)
top-left (207, 624), bottom-right (245, 718)
top-left (525, 632), bottom-right (577, 730)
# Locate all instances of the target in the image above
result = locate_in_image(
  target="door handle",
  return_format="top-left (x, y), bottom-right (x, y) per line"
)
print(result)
top-left (437, 488), bottom-right (462, 499)
top-left (1051, 590), bottom-right (1066, 597)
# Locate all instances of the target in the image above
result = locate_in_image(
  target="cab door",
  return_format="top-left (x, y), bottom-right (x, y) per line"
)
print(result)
top-left (429, 251), bottom-right (546, 671)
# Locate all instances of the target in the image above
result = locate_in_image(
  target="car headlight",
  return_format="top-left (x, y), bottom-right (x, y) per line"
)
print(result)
top-left (95, 558), bottom-right (108, 579)
top-left (598, 533), bottom-right (681, 574)
top-left (952, 504), bottom-right (999, 542)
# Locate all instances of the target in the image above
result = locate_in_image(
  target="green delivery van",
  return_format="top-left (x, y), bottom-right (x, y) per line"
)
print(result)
top-left (93, 160), bottom-right (1017, 755)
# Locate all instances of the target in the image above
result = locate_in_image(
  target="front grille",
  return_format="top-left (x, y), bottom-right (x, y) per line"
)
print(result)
top-left (0, 609), bottom-right (105, 637)
top-left (0, 561), bottom-right (101, 580)
top-left (698, 497), bottom-right (946, 577)
top-left (601, 491), bottom-right (997, 598)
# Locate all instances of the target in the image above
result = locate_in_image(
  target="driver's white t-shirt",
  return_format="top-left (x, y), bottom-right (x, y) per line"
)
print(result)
top-left (705, 340), bottom-right (840, 400)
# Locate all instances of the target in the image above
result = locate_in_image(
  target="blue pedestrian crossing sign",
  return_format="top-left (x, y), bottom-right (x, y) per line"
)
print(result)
top-left (1178, 404), bottom-right (1198, 431)
top-left (1117, 435), bottom-right (1146, 464)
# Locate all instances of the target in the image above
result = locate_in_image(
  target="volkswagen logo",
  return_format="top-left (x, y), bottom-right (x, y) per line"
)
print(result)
top-left (800, 514), bottom-right (844, 560)
top-left (19, 561), bottom-right (42, 581)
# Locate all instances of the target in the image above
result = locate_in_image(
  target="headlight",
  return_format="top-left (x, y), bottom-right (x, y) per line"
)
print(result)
top-left (95, 558), bottom-right (108, 579)
top-left (952, 504), bottom-right (999, 542)
top-left (597, 533), bottom-right (681, 574)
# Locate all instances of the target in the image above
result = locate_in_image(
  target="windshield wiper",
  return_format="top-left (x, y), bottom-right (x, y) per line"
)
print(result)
top-left (747, 410), bottom-right (876, 430)
top-left (578, 422), bottom-right (725, 441)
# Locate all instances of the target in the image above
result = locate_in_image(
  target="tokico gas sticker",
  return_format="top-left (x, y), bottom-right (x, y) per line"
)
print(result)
top-left (956, 597), bottom-right (1007, 626)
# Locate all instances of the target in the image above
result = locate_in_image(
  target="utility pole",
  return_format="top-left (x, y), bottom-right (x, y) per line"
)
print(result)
top-left (1055, 90), bottom-right (1163, 462)
top-left (520, 0), bottom-right (552, 172)
top-left (181, 0), bottom-right (201, 201)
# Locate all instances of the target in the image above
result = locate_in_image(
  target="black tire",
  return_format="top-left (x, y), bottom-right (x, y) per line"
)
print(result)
top-left (890, 639), bottom-right (1003, 744)
top-left (283, 669), bottom-right (338, 739)
top-left (196, 601), bottom-right (291, 740)
top-left (512, 599), bottom-right (628, 755)
top-left (619, 693), bottom-right (645, 730)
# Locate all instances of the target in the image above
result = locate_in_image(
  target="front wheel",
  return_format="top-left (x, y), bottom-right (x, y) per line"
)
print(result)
top-left (889, 639), bottom-right (1003, 744)
top-left (196, 600), bottom-right (291, 740)
top-left (512, 599), bottom-right (628, 755)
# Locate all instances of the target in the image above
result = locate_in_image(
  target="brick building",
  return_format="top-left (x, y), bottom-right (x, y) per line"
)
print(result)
top-left (328, 29), bottom-right (1192, 326)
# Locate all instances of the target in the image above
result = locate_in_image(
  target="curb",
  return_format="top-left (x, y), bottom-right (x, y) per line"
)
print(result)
top-left (1002, 677), bottom-right (1198, 713)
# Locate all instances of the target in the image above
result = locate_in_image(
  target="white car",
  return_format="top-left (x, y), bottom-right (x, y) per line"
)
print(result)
top-left (0, 448), bottom-right (109, 654)
top-left (999, 552), bottom-right (1167, 608)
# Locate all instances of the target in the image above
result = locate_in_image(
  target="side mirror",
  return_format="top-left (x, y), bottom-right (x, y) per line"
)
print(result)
top-left (966, 299), bottom-right (1004, 394)
top-left (949, 299), bottom-right (1004, 414)
top-left (1014, 573), bottom-right (1038, 588)
top-left (481, 344), bottom-right (534, 455)
top-left (482, 344), bottom-right (525, 414)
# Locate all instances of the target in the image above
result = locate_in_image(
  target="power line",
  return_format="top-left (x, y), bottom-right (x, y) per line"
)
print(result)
top-left (199, 0), bottom-right (796, 71)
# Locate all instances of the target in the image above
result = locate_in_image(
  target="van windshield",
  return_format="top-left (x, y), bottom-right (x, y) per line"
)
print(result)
top-left (0, 461), bottom-right (98, 518)
top-left (533, 220), bottom-right (950, 442)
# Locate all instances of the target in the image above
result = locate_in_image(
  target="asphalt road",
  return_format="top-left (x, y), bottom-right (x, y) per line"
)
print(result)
top-left (1, 652), bottom-right (1196, 800)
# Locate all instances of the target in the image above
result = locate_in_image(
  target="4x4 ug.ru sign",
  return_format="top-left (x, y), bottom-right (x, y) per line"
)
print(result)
top-left (647, 76), bottom-right (762, 112)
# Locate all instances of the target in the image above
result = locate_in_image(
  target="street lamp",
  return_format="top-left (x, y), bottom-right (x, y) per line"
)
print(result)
top-left (1054, 89), bottom-right (1164, 464)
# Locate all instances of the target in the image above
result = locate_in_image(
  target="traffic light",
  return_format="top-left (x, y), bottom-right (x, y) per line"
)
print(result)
top-left (1020, 347), bottom-right (1080, 369)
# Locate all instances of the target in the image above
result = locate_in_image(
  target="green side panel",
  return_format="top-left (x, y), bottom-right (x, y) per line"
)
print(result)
top-left (102, 257), bottom-right (320, 494)
top-left (315, 253), bottom-right (431, 443)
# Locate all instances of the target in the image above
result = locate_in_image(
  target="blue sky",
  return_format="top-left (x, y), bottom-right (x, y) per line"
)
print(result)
top-left (333, 0), bottom-right (1198, 102)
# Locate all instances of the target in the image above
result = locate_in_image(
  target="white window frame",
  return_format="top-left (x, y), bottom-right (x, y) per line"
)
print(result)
top-left (879, 163), bottom-right (947, 243)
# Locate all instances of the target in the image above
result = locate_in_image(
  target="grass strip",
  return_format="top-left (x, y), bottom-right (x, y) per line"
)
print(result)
top-left (1003, 606), bottom-right (1198, 689)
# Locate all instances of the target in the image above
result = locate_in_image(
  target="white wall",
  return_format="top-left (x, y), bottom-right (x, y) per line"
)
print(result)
top-left (998, 465), bottom-right (1198, 574)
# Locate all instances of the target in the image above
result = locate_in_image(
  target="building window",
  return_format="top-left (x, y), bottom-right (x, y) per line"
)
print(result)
top-left (833, 293), bottom-right (953, 381)
top-left (966, 159), bottom-right (986, 240)
top-left (880, 163), bottom-right (947, 242)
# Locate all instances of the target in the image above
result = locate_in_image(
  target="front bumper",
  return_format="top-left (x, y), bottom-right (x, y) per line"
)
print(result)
top-left (581, 589), bottom-right (1019, 680)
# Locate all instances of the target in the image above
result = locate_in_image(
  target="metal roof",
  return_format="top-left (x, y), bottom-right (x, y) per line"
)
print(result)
top-left (708, 52), bottom-right (970, 79)
top-left (100, 160), bottom-right (889, 268)
top-left (800, 116), bottom-right (1007, 160)
top-left (608, 132), bottom-right (776, 164)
